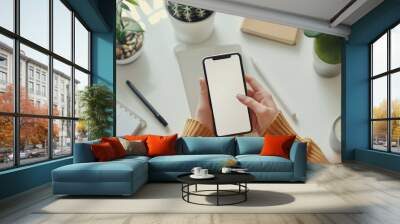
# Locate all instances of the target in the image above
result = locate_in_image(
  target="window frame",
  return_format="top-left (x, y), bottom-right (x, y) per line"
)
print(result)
top-left (0, 0), bottom-right (92, 171)
top-left (370, 20), bottom-right (400, 154)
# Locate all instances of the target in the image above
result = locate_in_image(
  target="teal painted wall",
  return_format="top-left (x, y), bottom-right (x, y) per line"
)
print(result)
top-left (91, 5), bottom-right (116, 135)
top-left (0, 0), bottom-right (115, 200)
top-left (0, 158), bottom-right (72, 199)
top-left (343, 0), bottom-right (400, 171)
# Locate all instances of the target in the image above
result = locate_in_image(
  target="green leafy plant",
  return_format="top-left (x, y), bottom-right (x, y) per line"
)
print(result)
top-left (304, 31), bottom-right (344, 64)
top-left (166, 1), bottom-right (213, 22)
top-left (79, 84), bottom-right (113, 140)
top-left (116, 0), bottom-right (144, 44)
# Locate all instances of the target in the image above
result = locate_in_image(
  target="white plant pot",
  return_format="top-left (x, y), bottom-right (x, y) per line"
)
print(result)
top-left (313, 50), bottom-right (341, 78)
top-left (168, 13), bottom-right (215, 44)
top-left (116, 46), bottom-right (144, 65)
top-left (116, 31), bottom-right (144, 65)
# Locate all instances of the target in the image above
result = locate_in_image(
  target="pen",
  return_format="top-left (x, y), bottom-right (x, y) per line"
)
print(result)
top-left (126, 80), bottom-right (168, 127)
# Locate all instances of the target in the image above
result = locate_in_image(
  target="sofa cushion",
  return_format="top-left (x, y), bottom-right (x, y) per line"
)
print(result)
top-left (177, 137), bottom-right (236, 155)
top-left (149, 154), bottom-right (235, 172)
top-left (53, 158), bottom-right (147, 183)
top-left (236, 137), bottom-right (264, 155)
top-left (115, 155), bottom-right (150, 163)
top-left (91, 142), bottom-right (118, 162)
top-left (260, 134), bottom-right (296, 159)
top-left (147, 134), bottom-right (178, 157)
top-left (101, 137), bottom-right (127, 158)
top-left (236, 155), bottom-right (293, 172)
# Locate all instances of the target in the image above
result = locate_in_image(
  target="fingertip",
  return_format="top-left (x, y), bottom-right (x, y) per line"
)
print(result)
top-left (236, 94), bottom-right (246, 100)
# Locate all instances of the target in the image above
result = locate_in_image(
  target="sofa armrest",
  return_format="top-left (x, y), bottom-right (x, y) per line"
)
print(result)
top-left (73, 141), bottom-right (98, 163)
top-left (289, 141), bottom-right (307, 182)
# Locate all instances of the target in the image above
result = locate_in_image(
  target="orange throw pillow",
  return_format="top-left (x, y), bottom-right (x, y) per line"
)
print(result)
top-left (260, 134), bottom-right (296, 159)
top-left (91, 142), bottom-right (117, 162)
top-left (101, 137), bottom-right (126, 158)
top-left (124, 135), bottom-right (150, 141)
top-left (146, 134), bottom-right (178, 157)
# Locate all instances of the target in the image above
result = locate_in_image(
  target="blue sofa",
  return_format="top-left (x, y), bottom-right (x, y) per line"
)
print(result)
top-left (52, 137), bottom-right (306, 196)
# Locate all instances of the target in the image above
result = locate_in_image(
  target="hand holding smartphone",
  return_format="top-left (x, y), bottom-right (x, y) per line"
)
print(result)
top-left (202, 53), bottom-right (252, 136)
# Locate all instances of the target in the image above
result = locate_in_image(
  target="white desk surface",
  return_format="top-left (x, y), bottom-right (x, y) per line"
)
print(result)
top-left (117, 3), bottom-right (341, 163)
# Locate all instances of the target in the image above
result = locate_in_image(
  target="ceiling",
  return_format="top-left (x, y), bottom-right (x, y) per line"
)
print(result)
top-left (225, 0), bottom-right (353, 23)
top-left (173, 0), bottom-right (384, 37)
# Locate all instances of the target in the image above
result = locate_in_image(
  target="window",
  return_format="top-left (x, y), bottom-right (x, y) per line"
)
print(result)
top-left (53, 0), bottom-right (72, 60)
top-left (0, 71), bottom-right (6, 85)
top-left (35, 70), bottom-right (40, 81)
top-left (0, 35), bottom-right (13, 109)
top-left (28, 67), bottom-right (34, 80)
top-left (0, 54), bottom-right (8, 90)
top-left (0, 54), bottom-right (7, 67)
top-left (0, 1), bottom-right (91, 170)
top-left (74, 18), bottom-right (90, 70)
top-left (0, 0), bottom-right (14, 32)
top-left (28, 81), bottom-right (34, 94)
top-left (0, 54), bottom-right (7, 88)
top-left (371, 23), bottom-right (400, 153)
top-left (42, 85), bottom-right (46, 97)
top-left (36, 83), bottom-right (40, 95)
top-left (20, 0), bottom-right (49, 49)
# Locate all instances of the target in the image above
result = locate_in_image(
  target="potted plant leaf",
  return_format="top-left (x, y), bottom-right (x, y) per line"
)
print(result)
top-left (166, 1), bottom-right (215, 43)
top-left (116, 0), bottom-right (144, 64)
top-left (304, 31), bottom-right (344, 78)
top-left (79, 84), bottom-right (114, 140)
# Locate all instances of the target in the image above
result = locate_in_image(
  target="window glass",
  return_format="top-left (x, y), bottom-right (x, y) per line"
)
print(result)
top-left (372, 121), bottom-right (388, 151)
top-left (0, 116), bottom-right (14, 170)
top-left (74, 69), bottom-right (89, 118)
top-left (391, 24), bottom-right (400, 70)
top-left (391, 72), bottom-right (400, 118)
top-left (20, 0), bottom-right (49, 49)
top-left (0, 35), bottom-right (13, 113)
top-left (372, 33), bottom-right (387, 76)
top-left (75, 120), bottom-right (88, 143)
top-left (391, 120), bottom-right (400, 153)
top-left (53, 119), bottom-right (72, 157)
top-left (20, 44), bottom-right (49, 115)
top-left (19, 117), bottom-right (49, 165)
top-left (53, 59), bottom-right (72, 116)
top-left (372, 76), bottom-right (387, 119)
top-left (0, 1), bottom-right (91, 169)
top-left (53, 0), bottom-right (72, 60)
top-left (0, 0), bottom-right (14, 31)
top-left (74, 18), bottom-right (89, 70)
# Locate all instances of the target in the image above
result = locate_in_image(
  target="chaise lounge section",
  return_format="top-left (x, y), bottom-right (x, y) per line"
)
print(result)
top-left (52, 137), bottom-right (306, 196)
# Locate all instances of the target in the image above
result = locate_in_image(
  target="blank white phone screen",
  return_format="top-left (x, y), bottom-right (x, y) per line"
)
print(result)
top-left (203, 54), bottom-right (251, 136)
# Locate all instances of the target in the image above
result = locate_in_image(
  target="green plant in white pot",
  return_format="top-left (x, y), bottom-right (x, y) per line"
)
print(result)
top-left (304, 31), bottom-right (344, 78)
top-left (116, 0), bottom-right (144, 65)
top-left (166, 1), bottom-right (215, 43)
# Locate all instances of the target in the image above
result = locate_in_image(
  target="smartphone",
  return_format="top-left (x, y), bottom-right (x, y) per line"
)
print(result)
top-left (202, 53), bottom-right (252, 136)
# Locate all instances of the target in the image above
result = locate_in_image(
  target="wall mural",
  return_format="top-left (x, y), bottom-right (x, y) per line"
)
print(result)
top-left (115, 0), bottom-right (342, 163)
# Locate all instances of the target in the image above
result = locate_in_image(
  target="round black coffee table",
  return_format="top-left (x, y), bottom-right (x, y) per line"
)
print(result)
top-left (177, 173), bottom-right (255, 206)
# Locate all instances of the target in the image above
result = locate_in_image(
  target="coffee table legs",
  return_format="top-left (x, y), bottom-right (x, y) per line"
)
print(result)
top-left (181, 183), bottom-right (249, 206)
top-left (216, 184), bottom-right (219, 206)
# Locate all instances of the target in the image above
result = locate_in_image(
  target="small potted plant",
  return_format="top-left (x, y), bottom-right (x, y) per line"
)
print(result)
top-left (116, 0), bottom-right (144, 64)
top-left (304, 31), bottom-right (344, 78)
top-left (166, 1), bottom-right (215, 43)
